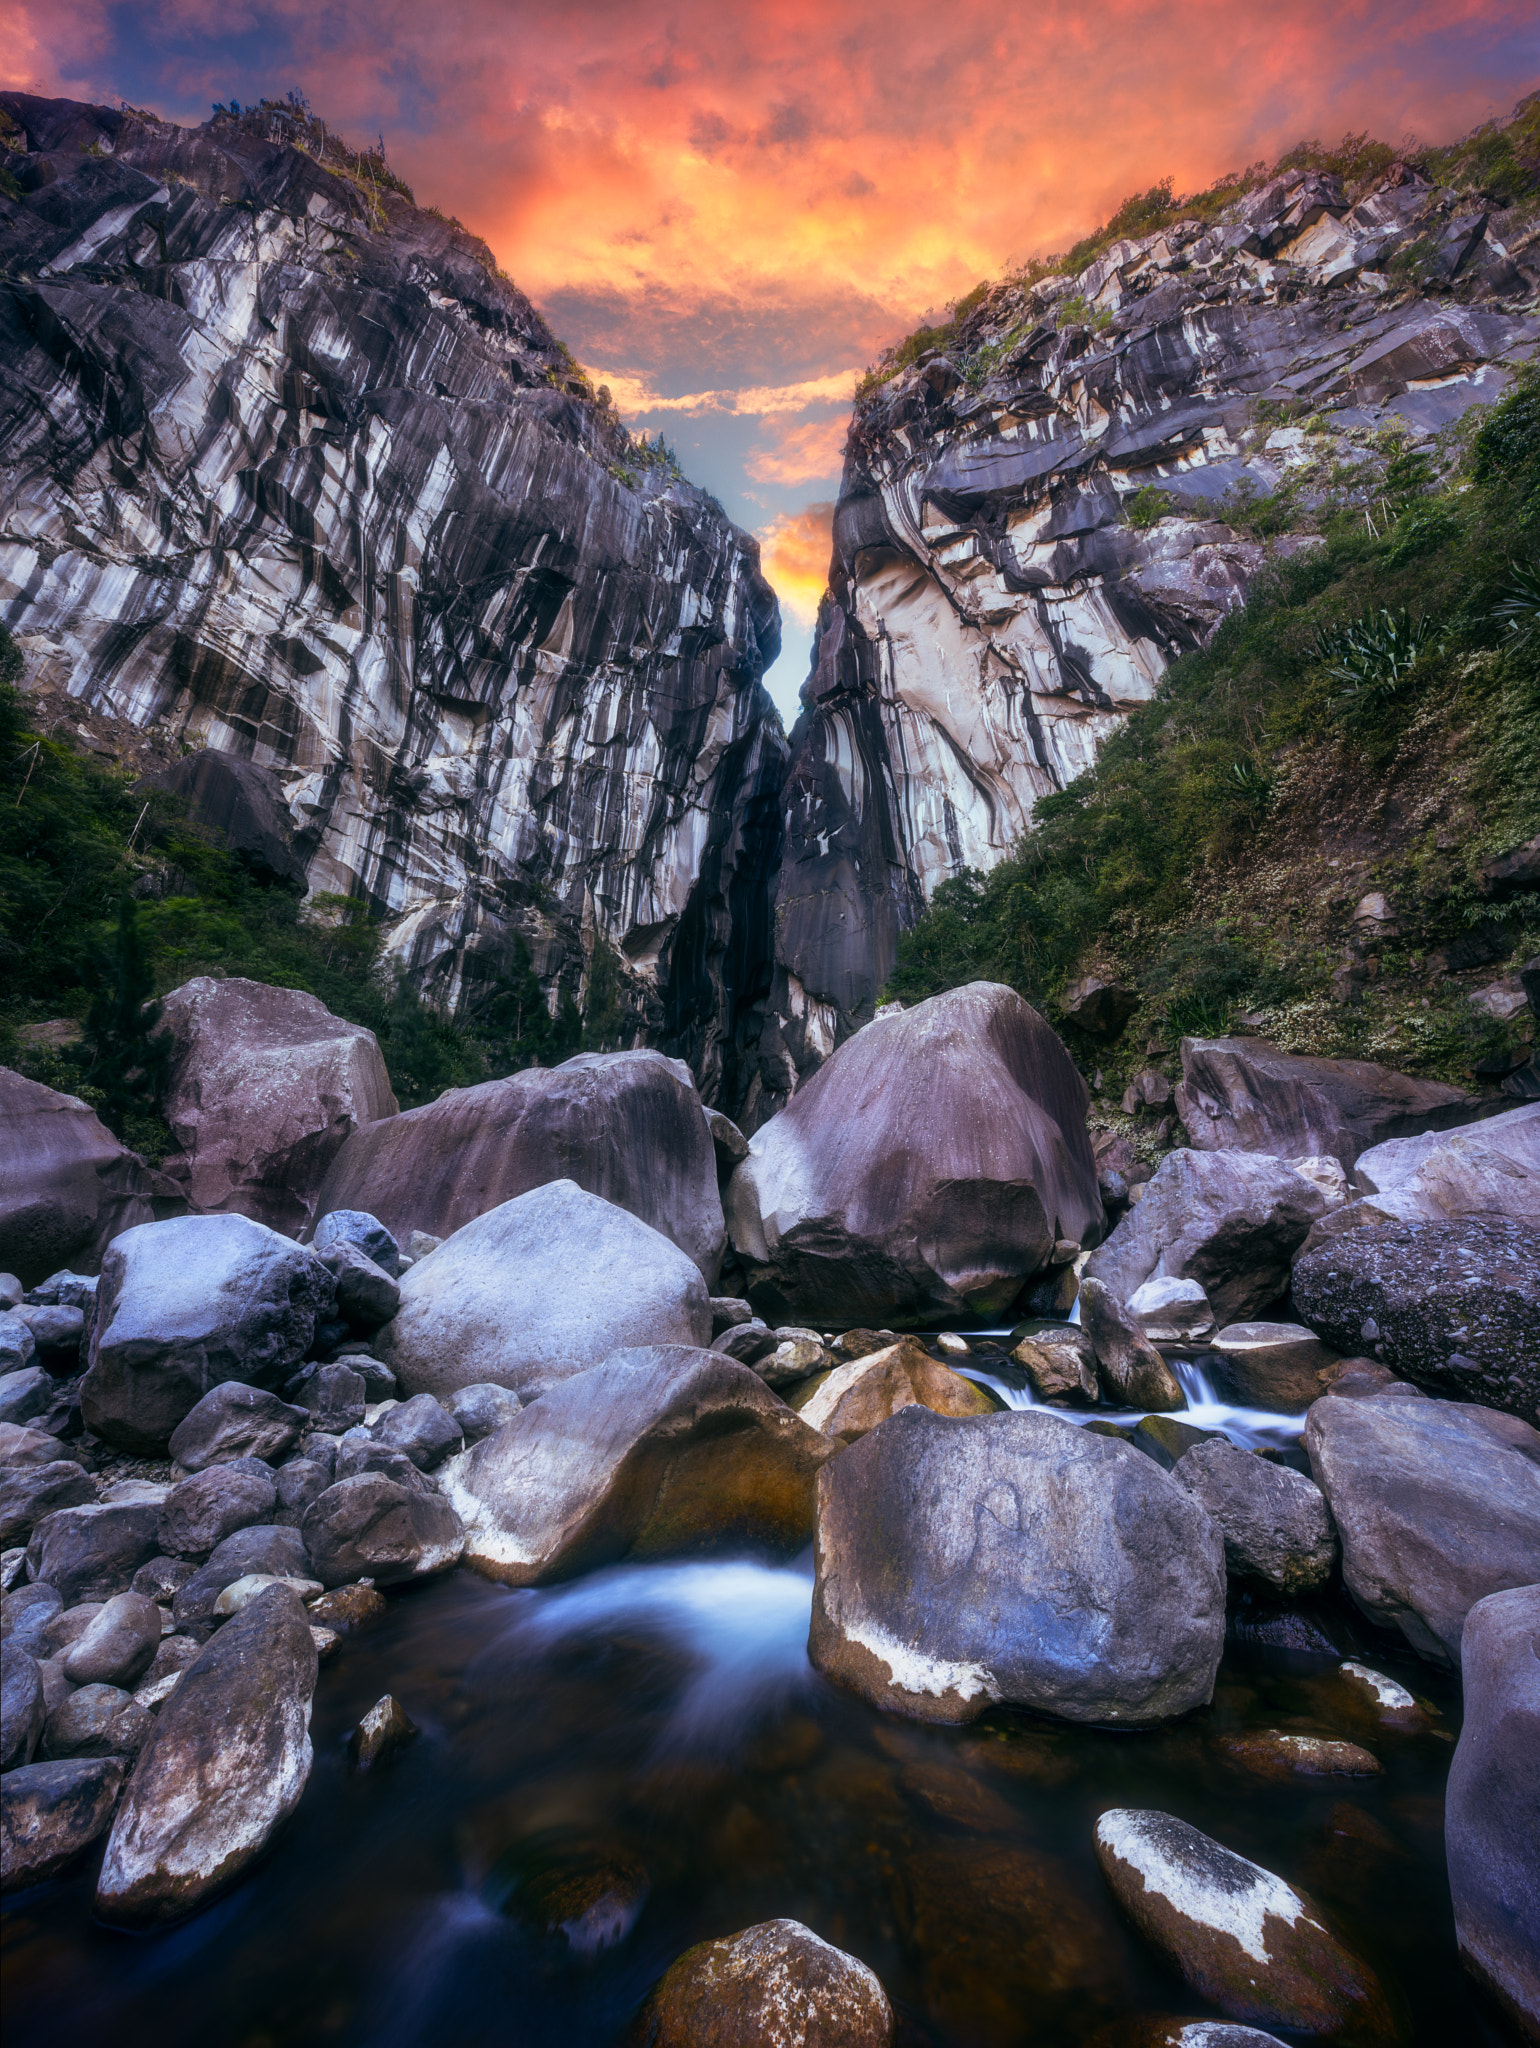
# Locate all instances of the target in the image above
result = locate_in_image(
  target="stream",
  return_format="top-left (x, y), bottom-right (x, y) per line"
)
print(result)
top-left (1, 1349), bottom-right (1499, 2048)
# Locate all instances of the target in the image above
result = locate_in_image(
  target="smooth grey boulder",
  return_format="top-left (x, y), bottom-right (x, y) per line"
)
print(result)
top-left (81, 1214), bottom-right (334, 1454)
top-left (0, 1316), bottom-right (37, 1372)
top-left (158, 1463), bottom-right (279, 1559)
top-left (710, 1295), bottom-right (755, 1334)
top-left (285, 1362), bottom-right (367, 1433)
top-left (377, 1180), bottom-right (712, 1403)
top-left (1175, 1035), bottom-right (1475, 1168)
top-left (0, 1273), bottom-right (21, 1310)
top-left (443, 1383), bottom-right (522, 1444)
top-left (712, 1318), bottom-right (776, 1365)
top-left (1079, 1279), bottom-right (1184, 1410)
top-left (1, 1581), bottom-right (62, 1655)
top-left (1292, 1219), bottom-right (1540, 1425)
top-left (61, 1591), bottom-right (163, 1687)
top-left (0, 1459), bottom-right (98, 1548)
top-left (325, 1242), bottom-right (400, 1325)
top-left (1172, 1439), bottom-right (1337, 1594)
top-left (27, 1271), bottom-right (99, 1311)
top-left (24, 1501), bottom-right (162, 1606)
top-left (313, 1209), bottom-right (401, 1278)
top-left (1094, 1810), bottom-right (1391, 2037)
top-left (96, 1583), bottom-right (318, 1926)
top-left (807, 1405), bottom-right (1226, 1726)
top-left (315, 1049), bottom-right (726, 1285)
top-left (0, 1756), bottom-right (125, 1888)
top-left (441, 1347), bottom-right (836, 1587)
top-left (41, 1683), bottom-right (152, 1761)
top-left (1304, 1395), bottom-right (1540, 1664)
top-left (1352, 1102), bottom-right (1540, 1197)
top-left (299, 1474), bottom-right (464, 1589)
top-left (372, 1393), bottom-right (462, 1471)
top-left (1445, 1586), bottom-right (1540, 2039)
top-left (2, 1638), bottom-right (45, 1769)
top-left (167, 1383), bottom-right (310, 1472)
top-left (172, 1525), bottom-right (311, 1633)
top-left (0, 1366), bottom-right (52, 1425)
top-left (726, 984), bottom-right (1101, 1328)
top-left (0, 1068), bottom-right (179, 1291)
top-left (1083, 1149), bottom-right (1329, 1326)
top-left (1307, 1107), bottom-right (1540, 1244)
top-left (156, 975), bottom-right (398, 1238)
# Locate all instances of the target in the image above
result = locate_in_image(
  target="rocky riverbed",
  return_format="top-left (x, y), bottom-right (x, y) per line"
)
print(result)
top-left (3, 982), bottom-right (1539, 2045)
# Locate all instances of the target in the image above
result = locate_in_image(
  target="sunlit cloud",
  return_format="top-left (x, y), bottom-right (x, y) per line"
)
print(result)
top-left (592, 368), bottom-right (861, 418)
top-left (746, 415), bottom-right (848, 488)
top-left (758, 503), bottom-right (836, 635)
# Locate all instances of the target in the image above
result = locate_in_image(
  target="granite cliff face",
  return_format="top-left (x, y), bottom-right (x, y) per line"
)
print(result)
top-left (0, 94), bottom-right (785, 1107)
top-left (757, 141), bottom-right (1539, 1113)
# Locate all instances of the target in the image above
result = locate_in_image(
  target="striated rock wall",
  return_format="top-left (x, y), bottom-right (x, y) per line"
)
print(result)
top-left (755, 145), bottom-right (1538, 1118)
top-left (0, 94), bottom-right (786, 1108)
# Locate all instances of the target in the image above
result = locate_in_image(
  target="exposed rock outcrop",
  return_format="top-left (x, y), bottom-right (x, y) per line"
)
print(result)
top-left (0, 92), bottom-right (785, 1106)
top-left (755, 158), bottom-right (1538, 1095)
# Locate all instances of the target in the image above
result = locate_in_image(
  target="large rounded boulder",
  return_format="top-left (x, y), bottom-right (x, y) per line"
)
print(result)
top-left (807, 1405), bottom-right (1226, 1726)
top-left (80, 1214), bottom-right (335, 1454)
top-left (440, 1346), bottom-right (836, 1586)
top-left (314, 1049), bottom-right (724, 1284)
top-left (375, 1180), bottom-right (712, 1403)
top-left (1303, 1393), bottom-right (1540, 1665)
top-left (1445, 1586), bottom-right (1540, 2039)
top-left (725, 983), bottom-right (1100, 1328)
top-left (0, 1068), bottom-right (179, 1290)
top-left (157, 976), bottom-right (397, 1237)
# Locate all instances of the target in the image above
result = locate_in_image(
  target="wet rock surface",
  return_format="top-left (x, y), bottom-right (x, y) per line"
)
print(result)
top-left (726, 984), bottom-right (1101, 1327)
top-left (809, 1406), bottom-right (1225, 1725)
top-left (0, 1755), bottom-right (125, 1887)
top-left (1094, 1809), bottom-right (1393, 2038)
top-left (378, 1180), bottom-right (712, 1403)
top-left (1444, 1585), bottom-right (1540, 2038)
top-left (1304, 1394), bottom-right (1540, 1664)
top-left (794, 1340), bottom-right (996, 1441)
top-left (1292, 1218), bottom-right (1540, 1423)
top-left (636, 1917), bottom-right (894, 2046)
top-left (96, 1583), bottom-right (318, 1926)
top-left (443, 1346), bottom-right (835, 1586)
top-left (300, 1475), bottom-right (464, 1589)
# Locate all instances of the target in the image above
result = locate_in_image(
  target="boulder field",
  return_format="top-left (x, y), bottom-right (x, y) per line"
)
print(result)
top-left (2, 976), bottom-right (1536, 2043)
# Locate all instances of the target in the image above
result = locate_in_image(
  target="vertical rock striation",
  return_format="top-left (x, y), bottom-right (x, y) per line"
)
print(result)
top-left (757, 143), bottom-right (1538, 1108)
top-left (0, 94), bottom-right (785, 1106)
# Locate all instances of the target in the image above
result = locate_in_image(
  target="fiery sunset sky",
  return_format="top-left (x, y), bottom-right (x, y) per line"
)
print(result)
top-left (7, 1), bottom-right (1536, 712)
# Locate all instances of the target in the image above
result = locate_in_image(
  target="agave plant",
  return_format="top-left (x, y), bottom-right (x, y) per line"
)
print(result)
top-left (1313, 606), bottom-right (1437, 710)
top-left (1490, 560), bottom-right (1540, 650)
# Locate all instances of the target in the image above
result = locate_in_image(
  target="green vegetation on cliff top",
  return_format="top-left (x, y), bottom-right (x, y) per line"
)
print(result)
top-left (884, 370), bottom-right (1540, 1096)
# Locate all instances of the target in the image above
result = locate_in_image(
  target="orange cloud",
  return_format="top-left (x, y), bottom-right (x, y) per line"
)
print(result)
top-left (16, 2), bottom-right (1534, 409)
top-left (746, 415), bottom-right (849, 488)
top-left (758, 502), bottom-right (836, 633)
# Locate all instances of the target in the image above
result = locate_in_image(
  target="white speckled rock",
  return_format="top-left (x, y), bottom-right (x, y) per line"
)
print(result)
top-left (1094, 1809), bottom-right (1393, 2038)
top-left (95, 1583), bottom-right (317, 1926)
top-left (637, 1917), bottom-right (894, 2046)
top-left (808, 1406), bottom-right (1225, 1726)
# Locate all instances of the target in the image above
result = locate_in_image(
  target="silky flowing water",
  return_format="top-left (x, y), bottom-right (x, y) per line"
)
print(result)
top-left (2, 1354), bottom-right (1496, 2048)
